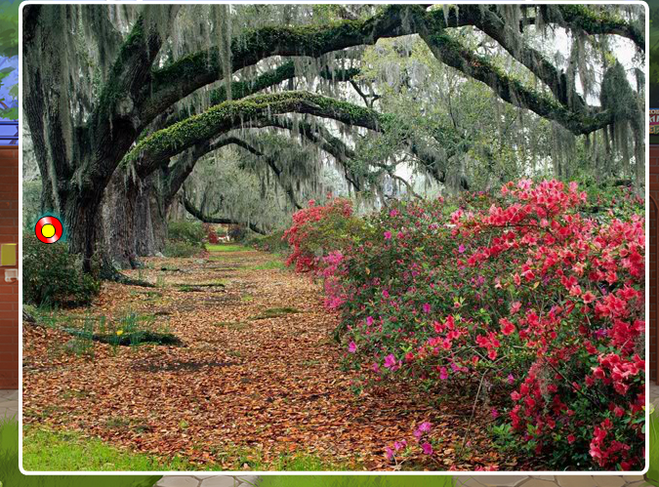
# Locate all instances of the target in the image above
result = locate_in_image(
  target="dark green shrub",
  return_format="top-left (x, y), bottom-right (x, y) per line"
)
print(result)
top-left (23, 234), bottom-right (100, 307)
top-left (228, 224), bottom-right (247, 242)
top-left (167, 220), bottom-right (206, 246)
top-left (163, 240), bottom-right (201, 258)
top-left (164, 220), bottom-right (206, 257)
top-left (244, 229), bottom-right (290, 253)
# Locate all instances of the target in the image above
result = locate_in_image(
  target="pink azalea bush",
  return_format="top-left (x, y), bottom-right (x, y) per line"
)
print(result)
top-left (282, 197), bottom-right (358, 273)
top-left (285, 180), bottom-right (645, 470)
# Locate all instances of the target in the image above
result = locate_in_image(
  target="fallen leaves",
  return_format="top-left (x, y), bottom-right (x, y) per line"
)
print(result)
top-left (23, 248), bottom-right (524, 471)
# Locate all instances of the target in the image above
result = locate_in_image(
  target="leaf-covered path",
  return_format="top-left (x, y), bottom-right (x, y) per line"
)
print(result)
top-left (24, 245), bottom-right (508, 471)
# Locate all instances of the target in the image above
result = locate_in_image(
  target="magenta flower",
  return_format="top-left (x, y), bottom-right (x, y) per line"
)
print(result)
top-left (372, 362), bottom-right (380, 373)
top-left (384, 354), bottom-right (398, 370)
top-left (385, 447), bottom-right (394, 461)
top-left (348, 341), bottom-right (357, 353)
top-left (507, 373), bottom-right (515, 385)
top-left (366, 316), bottom-right (374, 326)
top-left (491, 408), bottom-right (499, 419)
top-left (384, 231), bottom-right (392, 240)
top-left (394, 440), bottom-right (407, 451)
top-left (382, 289), bottom-right (390, 299)
top-left (458, 244), bottom-right (466, 253)
top-left (421, 442), bottom-right (433, 455)
top-left (439, 367), bottom-right (448, 380)
top-left (422, 303), bottom-right (431, 314)
top-left (418, 422), bottom-right (432, 433)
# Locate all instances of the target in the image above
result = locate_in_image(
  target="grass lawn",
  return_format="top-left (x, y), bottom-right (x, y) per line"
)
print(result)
top-left (22, 424), bottom-right (188, 472)
top-left (22, 424), bottom-right (359, 472)
top-left (648, 411), bottom-right (659, 485)
top-left (2, 419), bottom-right (161, 486)
top-left (206, 244), bottom-right (249, 253)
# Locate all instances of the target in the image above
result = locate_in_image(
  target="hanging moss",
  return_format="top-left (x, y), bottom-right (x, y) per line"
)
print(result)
top-left (599, 61), bottom-right (641, 171)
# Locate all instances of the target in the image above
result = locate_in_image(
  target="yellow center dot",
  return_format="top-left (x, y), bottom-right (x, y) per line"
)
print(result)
top-left (41, 224), bottom-right (56, 238)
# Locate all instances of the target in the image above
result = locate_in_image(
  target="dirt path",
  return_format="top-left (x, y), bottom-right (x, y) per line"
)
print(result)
top-left (23, 246), bottom-right (507, 471)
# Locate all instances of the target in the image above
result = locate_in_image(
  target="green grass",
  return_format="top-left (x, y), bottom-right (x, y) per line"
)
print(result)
top-left (22, 425), bottom-right (191, 472)
top-left (246, 260), bottom-right (285, 271)
top-left (1, 420), bottom-right (159, 485)
top-left (208, 444), bottom-right (360, 471)
top-left (214, 321), bottom-right (249, 330)
top-left (260, 476), bottom-right (455, 487)
top-left (648, 410), bottom-right (659, 485)
top-left (206, 244), bottom-right (249, 253)
top-left (250, 307), bottom-right (300, 320)
top-left (22, 424), bottom-right (366, 474)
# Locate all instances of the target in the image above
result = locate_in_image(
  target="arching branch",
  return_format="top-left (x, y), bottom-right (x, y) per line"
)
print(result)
top-left (143, 4), bottom-right (419, 121)
top-left (165, 135), bottom-right (302, 210)
top-left (128, 91), bottom-right (388, 179)
top-left (182, 196), bottom-right (267, 235)
top-left (524, 5), bottom-right (645, 52)
top-left (418, 29), bottom-right (613, 135)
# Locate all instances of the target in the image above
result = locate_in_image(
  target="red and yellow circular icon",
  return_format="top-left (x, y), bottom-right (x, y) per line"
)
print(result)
top-left (35, 216), bottom-right (63, 244)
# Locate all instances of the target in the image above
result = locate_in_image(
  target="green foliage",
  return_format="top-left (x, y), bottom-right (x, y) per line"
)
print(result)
top-left (23, 234), bottom-right (100, 308)
top-left (164, 220), bottom-right (206, 257)
top-left (62, 311), bottom-right (181, 353)
top-left (22, 180), bottom-right (42, 231)
top-left (247, 260), bottom-right (285, 271)
top-left (244, 230), bottom-right (290, 254)
top-left (206, 243), bottom-right (247, 252)
top-left (23, 424), bottom-right (186, 473)
top-left (647, 410), bottom-right (659, 485)
top-left (0, 0), bottom-right (18, 58)
top-left (167, 220), bottom-right (206, 246)
top-left (163, 240), bottom-right (201, 258)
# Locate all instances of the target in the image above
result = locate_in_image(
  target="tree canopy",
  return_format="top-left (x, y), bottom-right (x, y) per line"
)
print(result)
top-left (23, 3), bottom-right (645, 269)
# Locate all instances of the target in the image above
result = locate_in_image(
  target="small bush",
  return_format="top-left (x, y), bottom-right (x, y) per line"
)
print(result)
top-left (167, 220), bottom-right (206, 246)
top-left (163, 240), bottom-right (201, 258)
top-left (203, 223), bottom-right (220, 244)
top-left (245, 229), bottom-right (290, 254)
top-left (23, 234), bottom-right (100, 307)
top-left (283, 198), bottom-right (365, 272)
top-left (228, 224), bottom-right (247, 242)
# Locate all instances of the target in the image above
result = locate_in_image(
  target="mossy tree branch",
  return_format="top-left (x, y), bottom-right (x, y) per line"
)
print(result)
top-left (434, 6), bottom-right (584, 112)
top-left (152, 62), bottom-right (364, 135)
top-left (418, 29), bottom-right (613, 135)
top-left (142, 4), bottom-right (419, 121)
top-left (525, 5), bottom-right (645, 52)
top-left (182, 196), bottom-right (267, 234)
top-left (129, 91), bottom-right (388, 179)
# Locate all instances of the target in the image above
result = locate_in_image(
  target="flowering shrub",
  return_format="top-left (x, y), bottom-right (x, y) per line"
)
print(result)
top-left (203, 223), bottom-right (219, 244)
top-left (285, 180), bottom-right (645, 470)
top-left (282, 197), bottom-right (362, 273)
